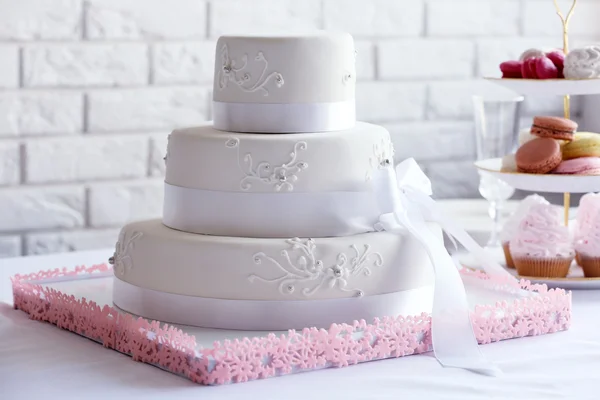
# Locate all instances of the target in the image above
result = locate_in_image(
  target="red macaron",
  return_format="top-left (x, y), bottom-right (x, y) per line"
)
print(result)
top-left (522, 56), bottom-right (559, 79)
top-left (500, 60), bottom-right (524, 78)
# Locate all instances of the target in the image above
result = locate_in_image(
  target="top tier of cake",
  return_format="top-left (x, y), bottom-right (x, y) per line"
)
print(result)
top-left (212, 32), bottom-right (356, 133)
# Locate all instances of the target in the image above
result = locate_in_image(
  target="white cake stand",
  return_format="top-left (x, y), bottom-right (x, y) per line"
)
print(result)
top-left (476, 0), bottom-right (600, 288)
top-left (484, 77), bottom-right (600, 97)
top-left (475, 158), bottom-right (600, 194)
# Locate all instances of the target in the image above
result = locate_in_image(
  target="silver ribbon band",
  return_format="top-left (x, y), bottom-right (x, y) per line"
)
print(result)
top-left (113, 278), bottom-right (434, 331)
top-left (212, 100), bottom-right (356, 133)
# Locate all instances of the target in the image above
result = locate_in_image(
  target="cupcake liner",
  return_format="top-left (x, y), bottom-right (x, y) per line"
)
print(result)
top-left (502, 242), bottom-right (515, 269)
top-left (514, 256), bottom-right (572, 278)
top-left (579, 256), bottom-right (600, 278)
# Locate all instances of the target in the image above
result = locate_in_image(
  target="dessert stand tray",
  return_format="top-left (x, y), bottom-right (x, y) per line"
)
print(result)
top-left (475, 158), bottom-right (600, 193)
top-left (484, 77), bottom-right (600, 97)
top-left (459, 252), bottom-right (600, 290)
top-left (11, 264), bottom-right (571, 386)
top-left (511, 267), bottom-right (600, 290)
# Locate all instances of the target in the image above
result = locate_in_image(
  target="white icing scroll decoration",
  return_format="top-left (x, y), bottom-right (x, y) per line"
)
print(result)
top-left (226, 138), bottom-right (308, 192)
top-left (217, 44), bottom-right (284, 96)
top-left (163, 134), bottom-right (171, 165)
top-left (110, 231), bottom-right (143, 277)
top-left (248, 238), bottom-right (383, 298)
top-left (366, 138), bottom-right (395, 181)
top-left (342, 70), bottom-right (354, 85)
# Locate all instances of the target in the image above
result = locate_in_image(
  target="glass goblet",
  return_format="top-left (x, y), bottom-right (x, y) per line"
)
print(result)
top-left (473, 94), bottom-right (523, 248)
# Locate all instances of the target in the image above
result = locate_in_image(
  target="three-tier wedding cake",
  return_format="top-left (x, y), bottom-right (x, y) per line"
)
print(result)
top-left (111, 32), bottom-right (440, 330)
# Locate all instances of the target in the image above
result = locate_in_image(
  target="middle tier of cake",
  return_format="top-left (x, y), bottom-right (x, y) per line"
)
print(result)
top-left (163, 121), bottom-right (396, 238)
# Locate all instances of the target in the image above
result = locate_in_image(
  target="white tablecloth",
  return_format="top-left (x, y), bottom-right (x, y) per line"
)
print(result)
top-left (2, 201), bottom-right (599, 399)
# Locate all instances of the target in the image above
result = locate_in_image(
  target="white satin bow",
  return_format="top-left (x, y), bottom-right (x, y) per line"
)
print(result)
top-left (377, 158), bottom-right (513, 376)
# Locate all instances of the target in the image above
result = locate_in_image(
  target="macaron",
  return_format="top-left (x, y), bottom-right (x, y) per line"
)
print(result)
top-left (500, 60), bottom-right (523, 78)
top-left (519, 48), bottom-right (546, 61)
top-left (552, 157), bottom-right (600, 175)
top-left (531, 116), bottom-right (577, 141)
top-left (516, 137), bottom-right (562, 174)
top-left (561, 136), bottom-right (600, 160)
top-left (573, 132), bottom-right (600, 141)
top-left (546, 51), bottom-right (566, 78)
top-left (522, 57), bottom-right (559, 79)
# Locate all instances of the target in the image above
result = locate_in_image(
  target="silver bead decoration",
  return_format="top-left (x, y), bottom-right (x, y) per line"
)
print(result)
top-left (332, 266), bottom-right (342, 278)
top-left (356, 290), bottom-right (364, 298)
top-left (223, 64), bottom-right (232, 73)
top-left (286, 285), bottom-right (294, 293)
top-left (108, 255), bottom-right (115, 265)
top-left (380, 159), bottom-right (391, 167)
top-left (243, 73), bottom-right (250, 81)
top-left (316, 260), bottom-right (323, 268)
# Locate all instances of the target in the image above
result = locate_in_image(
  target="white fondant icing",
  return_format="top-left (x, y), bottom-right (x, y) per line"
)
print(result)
top-left (114, 219), bottom-right (438, 301)
top-left (165, 122), bottom-right (391, 193)
top-left (212, 32), bottom-right (356, 133)
top-left (213, 32), bottom-right (355, 104)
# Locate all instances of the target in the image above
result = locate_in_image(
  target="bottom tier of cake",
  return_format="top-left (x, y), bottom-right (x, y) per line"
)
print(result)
top-left (111, 219), bottom-right (440, 329)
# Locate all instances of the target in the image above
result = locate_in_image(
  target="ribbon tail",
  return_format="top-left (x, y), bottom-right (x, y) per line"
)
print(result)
top-left (435, 213), bottom-right (513, 278)
top-left (387, 206), bottom-right (502, 377)
top-left (412, 192), bottom-right (514, 279)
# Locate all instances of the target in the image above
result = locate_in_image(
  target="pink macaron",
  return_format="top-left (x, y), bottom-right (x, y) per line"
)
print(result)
top-left (552, 157), bottom-right (600, 175)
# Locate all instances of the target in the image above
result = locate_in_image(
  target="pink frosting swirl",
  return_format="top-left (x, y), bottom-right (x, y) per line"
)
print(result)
top-left (500, 194), bottom-right (549, 243)
top-left (510, 204), bottom-right (574, 259)
top-left (576, 193), bottom-right (600, 257)
top-left (576, 193), bottom-right (600, 239)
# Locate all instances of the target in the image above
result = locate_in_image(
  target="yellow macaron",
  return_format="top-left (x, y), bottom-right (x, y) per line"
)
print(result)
top-left (562, 133), bottom-right (600, 160)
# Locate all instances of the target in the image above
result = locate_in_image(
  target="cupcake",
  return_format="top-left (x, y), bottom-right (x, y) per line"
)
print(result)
top-left (575, 193), bottom-right (600, 271)
top-left (510, 203), bottom-right (574, 278)
top-left (500, 194), bottom-right (549, 268)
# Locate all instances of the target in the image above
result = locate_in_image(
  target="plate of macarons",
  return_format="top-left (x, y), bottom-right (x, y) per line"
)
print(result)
top-left (485, 46), bottom-right (600, 96)
top-left (475, 116), bottom-right (600, 193)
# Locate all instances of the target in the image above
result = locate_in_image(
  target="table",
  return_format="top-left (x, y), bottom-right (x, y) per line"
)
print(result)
top-left (1, 200), bottom-right (599, 399)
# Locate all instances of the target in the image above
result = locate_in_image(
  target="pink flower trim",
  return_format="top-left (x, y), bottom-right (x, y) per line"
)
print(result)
top-left (11, 265), bottom-right (571, 385)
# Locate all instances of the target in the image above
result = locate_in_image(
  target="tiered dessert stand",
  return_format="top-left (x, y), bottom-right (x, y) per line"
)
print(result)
top-left (477, 0), bottom-right (600, 289)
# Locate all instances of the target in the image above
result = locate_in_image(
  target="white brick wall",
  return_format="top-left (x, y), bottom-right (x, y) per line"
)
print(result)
top-left (0, 92), bottom-right (83, 136)
top-left (0, 0), bottom-right (598, 257)
top-left (25, 135), bottom-right (149, 183)
top-left (86, 0), bottom-right (207, 39)
top-left (23, 43), bottom-right (149, 87)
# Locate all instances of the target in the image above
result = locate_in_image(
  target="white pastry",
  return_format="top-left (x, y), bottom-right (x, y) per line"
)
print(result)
top-left (564, 46), bottom-right (600, 79)
top-left (110, 33), bottom-right (441, 331)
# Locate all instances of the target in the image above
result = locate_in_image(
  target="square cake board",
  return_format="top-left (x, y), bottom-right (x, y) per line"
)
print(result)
top-left (11, 264), bottom-right (571, 385)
